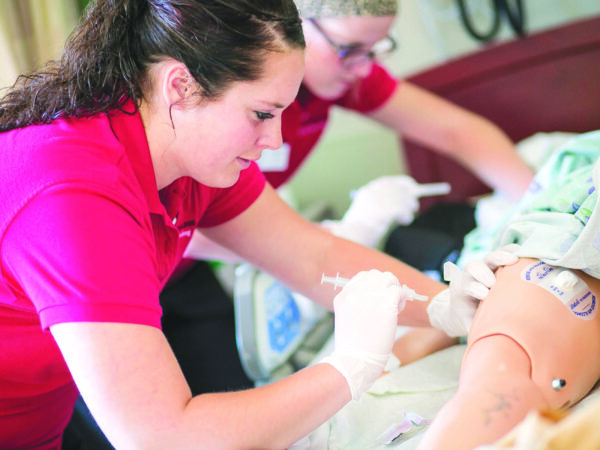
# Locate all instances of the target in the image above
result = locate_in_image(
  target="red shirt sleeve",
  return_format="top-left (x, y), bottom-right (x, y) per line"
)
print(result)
top-left (2, 186), bottom-right (163, 331)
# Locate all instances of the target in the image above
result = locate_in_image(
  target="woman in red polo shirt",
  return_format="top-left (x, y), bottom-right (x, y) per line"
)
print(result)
top-left (267, 1), bottom-right (534, 194)
top-left (0, 0), bottom-right (484, 448)
top-left (162, 0), bottom-right (536, 406)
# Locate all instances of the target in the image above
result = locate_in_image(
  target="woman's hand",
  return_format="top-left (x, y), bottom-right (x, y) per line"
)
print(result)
top-left (427, 244), bottom-right (520, 337)
top-left (320, 269), bottom-right (409, 399)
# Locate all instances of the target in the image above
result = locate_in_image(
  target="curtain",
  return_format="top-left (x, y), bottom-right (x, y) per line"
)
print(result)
top-left (0, 0), bottom-right (83, 90)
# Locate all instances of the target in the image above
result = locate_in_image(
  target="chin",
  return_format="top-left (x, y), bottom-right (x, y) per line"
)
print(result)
top-left (319, 83), bottom-right (351, 100)
top-left (305, 78), bottom-right (347, 100)
top-left (212, 178), bottom-right (239, 189)
top-left (221, 172), bottom-right (241, 188)
top-left (195, 171), bottom-right (240, 189)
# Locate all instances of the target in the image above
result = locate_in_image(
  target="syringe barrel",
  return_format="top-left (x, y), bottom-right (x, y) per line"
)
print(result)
top-left (414, 182), bottom-right (451, 198)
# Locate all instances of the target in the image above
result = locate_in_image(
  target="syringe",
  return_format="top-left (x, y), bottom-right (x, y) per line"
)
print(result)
top-left (413, 182), bottom-right (451, 198)
top-left (349, 181), bottom-right (450, 200)
top-left (321, 272), bottom-right (429, 301)
top-left (321, 273), bottom-right (349, 290)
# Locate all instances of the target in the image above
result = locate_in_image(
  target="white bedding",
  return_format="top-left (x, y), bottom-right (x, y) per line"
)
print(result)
top-left (298, 341), bottom-right (600, 450)
top-left (295, 343), bottom-right (465, 449)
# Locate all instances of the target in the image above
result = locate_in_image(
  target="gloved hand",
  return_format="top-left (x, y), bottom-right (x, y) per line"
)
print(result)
top-left (320, 270), bottom-right (407, 400)
top-left (322, 175), bottom-right (422, 248)
top-left (480, 243), bottom-right (521, 273)
top-left (427, 244), bottom-right (521, 337)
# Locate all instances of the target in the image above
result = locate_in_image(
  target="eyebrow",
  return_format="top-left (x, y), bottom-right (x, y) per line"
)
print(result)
top-left (260, 101), bottom-right (286, 109)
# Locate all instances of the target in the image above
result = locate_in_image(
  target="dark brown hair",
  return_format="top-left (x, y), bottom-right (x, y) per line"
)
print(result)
top-left (0, 0), bottom-right (305, 132)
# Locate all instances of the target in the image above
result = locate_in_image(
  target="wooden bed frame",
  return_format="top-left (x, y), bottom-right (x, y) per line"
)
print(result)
top-left (402, 15), bottom-right (600, 211)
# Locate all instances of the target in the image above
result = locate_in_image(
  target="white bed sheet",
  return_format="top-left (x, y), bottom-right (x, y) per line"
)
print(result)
top-left (295, 342), bottom-right (465, 450)
top-left (299, 343), bottom-right (600, 450)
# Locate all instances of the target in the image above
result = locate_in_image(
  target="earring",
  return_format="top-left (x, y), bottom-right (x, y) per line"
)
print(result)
top-left (184, 73), bottom-right (193, 93)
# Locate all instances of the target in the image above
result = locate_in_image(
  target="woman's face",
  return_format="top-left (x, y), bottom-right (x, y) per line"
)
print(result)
top-left (302, 15), bottom-right (396, 100)
top-left (158, 48), bottom-right (305, 188)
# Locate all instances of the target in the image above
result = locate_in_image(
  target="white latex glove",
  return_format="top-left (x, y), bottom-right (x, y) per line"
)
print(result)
top-left (322, 176), bottom-right (422, 248)
top-left (320, 270), bottom-right (407, 400)
top-left (427, 244), bottom-right (521, 337)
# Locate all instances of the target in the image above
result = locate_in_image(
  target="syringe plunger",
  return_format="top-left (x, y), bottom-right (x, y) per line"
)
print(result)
top-left (320, 272), bottom-right (350, 290)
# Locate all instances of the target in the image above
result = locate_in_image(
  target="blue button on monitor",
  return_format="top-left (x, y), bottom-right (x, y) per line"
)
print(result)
top-left (265, 282), bottom-right (300, 352)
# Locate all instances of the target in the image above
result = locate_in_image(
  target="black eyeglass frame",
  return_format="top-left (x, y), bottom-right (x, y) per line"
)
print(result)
top-left (308, 18), bottom-right (397, 67)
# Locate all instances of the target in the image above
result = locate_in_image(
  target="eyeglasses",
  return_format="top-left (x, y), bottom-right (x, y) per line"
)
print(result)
top-left (309, 18), bottom-right (397, 68)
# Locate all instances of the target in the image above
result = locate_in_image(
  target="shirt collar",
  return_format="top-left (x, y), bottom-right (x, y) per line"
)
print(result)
top-left (107, 99), bottom-right (164, 215)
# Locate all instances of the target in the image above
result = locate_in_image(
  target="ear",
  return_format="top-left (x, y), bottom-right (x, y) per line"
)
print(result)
top-left (161, 60), bottom-right (197, 105)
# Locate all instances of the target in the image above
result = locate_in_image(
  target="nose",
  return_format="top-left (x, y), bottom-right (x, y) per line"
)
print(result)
top-left (258, 118), bottom-right (283, 151)
top-left (347, 58), bottom-right (374, 78)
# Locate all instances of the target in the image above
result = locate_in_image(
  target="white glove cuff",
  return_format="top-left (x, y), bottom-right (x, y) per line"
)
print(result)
top-left (384, 353), bottom-right (401, 372)
top-left (320, 351), bottom-right (389, 401)
top-left (427, 288), bottom-right (470, 338)
top-left (427, 288), bottom-right (450, 331)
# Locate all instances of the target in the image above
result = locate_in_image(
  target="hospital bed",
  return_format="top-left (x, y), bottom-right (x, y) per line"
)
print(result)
top-left (234, 14), bottom-right (600, 449)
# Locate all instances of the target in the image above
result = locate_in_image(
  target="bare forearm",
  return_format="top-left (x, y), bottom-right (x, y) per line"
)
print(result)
top-left (171, 363), bottom-right (349, 449)
top-left (448, 114), bottom-right (534, 199)
top-left (371, 82), bottom-right (535, 200)
top-left (183, 229), bottom-right (244, 262)
top-left (54, 323), bottom-right (350, 450)
top-left (295, 233), bottom-right (445, 326)
top-left (202, 187), bottom-right (445, 325)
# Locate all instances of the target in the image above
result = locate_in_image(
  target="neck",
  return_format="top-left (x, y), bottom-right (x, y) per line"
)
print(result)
top-left (138, 100), bottom-right (178, 190)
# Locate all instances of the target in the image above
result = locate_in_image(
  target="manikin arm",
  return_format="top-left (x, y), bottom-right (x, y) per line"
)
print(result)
top-left (418, 258), bottom-right (600, 450)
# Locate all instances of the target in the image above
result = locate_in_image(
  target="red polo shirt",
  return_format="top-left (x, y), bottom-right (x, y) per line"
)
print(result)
top-left (263, 63), bottom-right (399, 188)
top-left (0, 101), bottom-right (265, 449)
